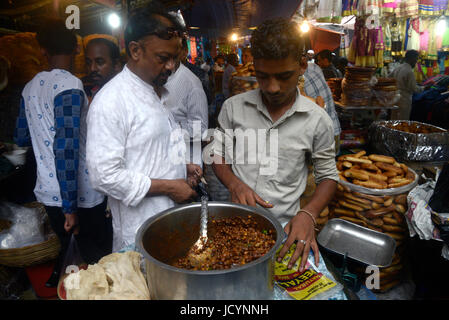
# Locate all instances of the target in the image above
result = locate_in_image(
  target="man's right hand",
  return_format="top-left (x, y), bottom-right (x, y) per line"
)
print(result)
top-left (64, 213), bottom-right (79, 235)
top-left (228, 180), bottom-right (273, 208)
top-left (167, 179), bottom-right (198, 203)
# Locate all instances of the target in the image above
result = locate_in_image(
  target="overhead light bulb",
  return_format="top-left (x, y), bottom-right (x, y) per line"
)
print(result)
top-left (108, 13), bottom-right (121, 29)
top-left (230, 33), bottom-right (238, 41)
top-left (300, 21), bottom-right (310, 33)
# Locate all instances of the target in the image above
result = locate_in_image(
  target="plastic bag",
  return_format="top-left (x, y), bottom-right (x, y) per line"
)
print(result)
top-left (0, 202), bottom-right (46, 249)
top-left (60, 234), bottom-right (85, 277)
top-left (274, 244), bottom-right (343, 300)
top-left (405, 180), bottom-right (436, 240)
top-left (372, 89), bottom-right (400, 107)
top-left (429, 163), bottom-right (449, 213)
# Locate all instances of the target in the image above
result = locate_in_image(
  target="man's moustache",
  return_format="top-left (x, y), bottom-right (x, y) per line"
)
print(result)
top-left (89, 72), bottom-right (102, 79)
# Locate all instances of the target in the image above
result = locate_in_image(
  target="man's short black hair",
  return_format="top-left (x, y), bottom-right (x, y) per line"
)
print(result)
top-left (36, 18), bottom-right (77, 55)
top-left (86, 38), bottom-right (120, 62)
top-left (124, 1), bottom-right (185, 56)
top-left (405, 50), bottom-right (419, 61)
top-left (215, 55), bottom-right (225, 62)
top-left (250, 18), bottom-right (303, 62)
top-left (317, 49), bottom-right (333, 62)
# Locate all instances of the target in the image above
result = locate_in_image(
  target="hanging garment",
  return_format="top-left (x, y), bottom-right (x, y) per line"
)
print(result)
top-left (443, 55), bottom-right (449, 74)
top-left (383, 20), bottom-right (393, 63)
top-left (383, 0), bottom-right (399, 14)
top-left (419, 0), bottom-right (436, 15)
top-left (352, 0), bottom-right (360, 15)
top-left (416, 63), bottom-right (426, 83)
top-left (442, 27), bottom-right (449, 52)
top-left (404, 18), bottom-right (411, 51)
top-left (391, 20), bottom-right (403, 57)
top-left (343, 0), bottom-right (352, 16)
top-left (399, 0), bottom-right (419, 17)
top-left (316, 0), bottom-right (333, 22)
top-left (340, 28), bottom-right (351, 58)
top-left (420, 18), bottom-right (430, 57)
top-left (428, 19), bottom-right (438, 61)
top-left (332, 0), bottom-right (343, 23)
top-left (434, 0), bottom-right (448, 14)
top-left (357, 0), bottom-right (381, 16)
top-left (348, 17), bottom-right (378, 67)
top-left (375, 26), bottom-right (385, 68)
top-left (407, 18), bottom-right (421, 51)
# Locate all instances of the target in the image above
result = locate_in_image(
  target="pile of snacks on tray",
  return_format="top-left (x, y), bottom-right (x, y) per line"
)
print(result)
top-left (329, 150), bottom-right (417, 292)
top-left (336, 152), bottom-right (415, 190)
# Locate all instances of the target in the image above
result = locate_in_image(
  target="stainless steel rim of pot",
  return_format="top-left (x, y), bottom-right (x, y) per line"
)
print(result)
top-left (135, 201), bottom-right (285, 275)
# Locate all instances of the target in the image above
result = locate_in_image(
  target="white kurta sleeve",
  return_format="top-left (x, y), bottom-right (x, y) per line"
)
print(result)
top-left (86, 96), bottom-right (151, 207)
top-left (187, 87), bottom-right (208, 139)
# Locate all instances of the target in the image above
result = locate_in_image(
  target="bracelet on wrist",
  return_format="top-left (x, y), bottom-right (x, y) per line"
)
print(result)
top-left (298, 209), bottom-right (318, 231)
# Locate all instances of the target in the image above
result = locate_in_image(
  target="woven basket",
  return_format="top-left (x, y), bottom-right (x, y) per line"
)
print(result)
top-left (0, 203), bottom-right (61, 268)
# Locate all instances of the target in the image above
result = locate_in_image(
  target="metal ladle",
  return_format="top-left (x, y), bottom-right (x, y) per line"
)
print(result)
top-left (187, 182), bottom-right (212, 268)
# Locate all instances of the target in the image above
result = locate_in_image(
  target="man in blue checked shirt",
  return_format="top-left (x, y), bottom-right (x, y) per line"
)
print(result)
top-left (14, 19), bottom-right (111, 287)
top-left (299, 55), bottom-right (342, 154)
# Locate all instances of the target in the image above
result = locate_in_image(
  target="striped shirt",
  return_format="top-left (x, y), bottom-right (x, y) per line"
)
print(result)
top-left (303, 66), bottom-right (342, 136)
top-left (222, 64), bottom-right (236, 98)
top-left (165, 63), bottom-right (208, 139)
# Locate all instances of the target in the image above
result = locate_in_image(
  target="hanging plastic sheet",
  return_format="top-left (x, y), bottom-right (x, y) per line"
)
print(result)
top-left (369, 120), bottom-right (449, 163)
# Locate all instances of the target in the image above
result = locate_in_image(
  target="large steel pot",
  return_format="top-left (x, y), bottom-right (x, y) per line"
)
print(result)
top-left (135, 202), bottom-right (284, 300)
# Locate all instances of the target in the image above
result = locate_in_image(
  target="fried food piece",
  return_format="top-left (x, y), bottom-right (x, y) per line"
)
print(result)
top-left (368, 154), bottom-right (396, 164)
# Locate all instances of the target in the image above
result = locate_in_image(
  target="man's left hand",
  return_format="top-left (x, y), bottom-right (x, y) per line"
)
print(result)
top-left (277, 212), bottom-right (320, 272)
top-left (186, 163), bottom-right (203, 188)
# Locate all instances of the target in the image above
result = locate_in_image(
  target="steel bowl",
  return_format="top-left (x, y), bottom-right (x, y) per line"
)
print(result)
top-left (135, 201), bottom-right (284, 300)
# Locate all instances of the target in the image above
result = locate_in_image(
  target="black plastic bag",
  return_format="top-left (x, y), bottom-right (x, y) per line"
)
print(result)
top-left (430, 163), bottom-right (449, 246)
top-left (429, 163), bottom-right (449, 213)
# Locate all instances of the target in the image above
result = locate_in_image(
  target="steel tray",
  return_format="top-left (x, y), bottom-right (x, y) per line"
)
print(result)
top-left (317, 219), bottom-right (396, 267)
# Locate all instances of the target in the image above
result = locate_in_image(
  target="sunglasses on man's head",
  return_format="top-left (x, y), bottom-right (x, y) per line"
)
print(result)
top-left (150, 27), bottom-right (187, 40)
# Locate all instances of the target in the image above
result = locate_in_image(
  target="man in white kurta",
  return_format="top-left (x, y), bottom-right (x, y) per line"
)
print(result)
top-left (389, 50), bottom-right (424, 120)
top-left (86, 9), bottom-right (200, 251)
top-left (87, 66), bottom-right (188, 251)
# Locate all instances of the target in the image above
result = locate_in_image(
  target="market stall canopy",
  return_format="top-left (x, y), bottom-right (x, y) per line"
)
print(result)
top-left (183, 0), bottom-right (302, 38)
top-left (0, 0), bottom-right (117, 35)
top-left (309, 25), bottom-right (343, 53)
top-left (1, 0), bottom-right (303, 37)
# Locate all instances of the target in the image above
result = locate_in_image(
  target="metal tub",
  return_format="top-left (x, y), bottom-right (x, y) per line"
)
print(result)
top-left (135, 202), bottom-right (284, 300)
top-left (317, 219), bottom-right (396, 267)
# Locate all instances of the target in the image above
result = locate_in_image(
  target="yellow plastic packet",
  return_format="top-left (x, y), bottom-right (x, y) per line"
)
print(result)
top-left (275, 244), bottom-right (337, 300)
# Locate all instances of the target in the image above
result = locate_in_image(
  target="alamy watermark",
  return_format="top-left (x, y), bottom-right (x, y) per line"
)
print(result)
top-left (65, 5), bottom-right (80, 30)
top-left (169, 121), bottom-right (279, 175)
top-left (365, 265), bottom-right (380, 290)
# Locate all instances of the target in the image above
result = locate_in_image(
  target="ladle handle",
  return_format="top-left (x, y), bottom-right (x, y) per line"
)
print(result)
top-left (200, 196), bottom-right (208, 238)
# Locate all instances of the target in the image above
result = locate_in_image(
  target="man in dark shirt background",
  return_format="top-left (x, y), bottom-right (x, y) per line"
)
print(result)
top-left (316, 49), bottom-right (342, 79)
top-left (82, 37), bottom-right (122, 101)
top-left (179, 38), bottom-right (212, 105)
